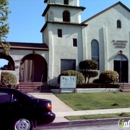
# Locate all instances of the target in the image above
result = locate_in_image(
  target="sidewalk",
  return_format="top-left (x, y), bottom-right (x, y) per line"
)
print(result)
top-left (30, 93), bottom-right (130, 123)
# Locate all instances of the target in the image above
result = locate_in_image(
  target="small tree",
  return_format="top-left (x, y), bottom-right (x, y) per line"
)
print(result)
top-left (0, 0), bottom-right (11, 55)
top-left (79, 60), bottom-right (98, 83)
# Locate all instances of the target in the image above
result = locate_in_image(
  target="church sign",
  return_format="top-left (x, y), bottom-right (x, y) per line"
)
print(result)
top-left (60, 76), bottom-right (76, 93)
top-left (112, 40), bottom-right (127, 48)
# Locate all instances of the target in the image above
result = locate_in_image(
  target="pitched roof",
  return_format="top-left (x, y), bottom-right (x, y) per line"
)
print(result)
top-left (82, 1), bottom-right (130, 23)
top-left (1, 42), bottom-right (49, 51)
top-left (42, 4), bottom-right (85, 16)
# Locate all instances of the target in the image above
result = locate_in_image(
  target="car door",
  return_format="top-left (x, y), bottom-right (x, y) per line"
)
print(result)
top-left (0, 91), bottom-right (13, 127)
top-left (0, 90), bottom-right (27, 128)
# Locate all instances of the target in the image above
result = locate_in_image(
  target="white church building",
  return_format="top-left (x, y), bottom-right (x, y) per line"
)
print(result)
top-left (0, 0), bottom-right (130, 89)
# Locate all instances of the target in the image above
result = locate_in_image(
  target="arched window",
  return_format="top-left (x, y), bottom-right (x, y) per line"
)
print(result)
top-left (91, 40), bottom-right (99, 68)
top-left (64, 0), bottom-right (69, 5)
top-left (117, 20), bottom-right (121, 28)
top-left (63, 10), bottom-right (70, 22)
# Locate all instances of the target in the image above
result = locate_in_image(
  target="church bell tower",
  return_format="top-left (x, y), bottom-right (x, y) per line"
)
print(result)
top-left (41, 0), bottom-right (87, 85)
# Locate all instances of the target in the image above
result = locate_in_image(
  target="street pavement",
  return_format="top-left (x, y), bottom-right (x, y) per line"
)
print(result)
top-left (30, 92), bottom-right (130, 123)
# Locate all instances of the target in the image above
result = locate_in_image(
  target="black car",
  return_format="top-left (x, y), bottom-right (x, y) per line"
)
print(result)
top-left (0, 88), bottom-right (55, 130)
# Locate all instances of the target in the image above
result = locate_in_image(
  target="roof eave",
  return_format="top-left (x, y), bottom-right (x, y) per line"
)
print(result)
top-left (40, 21), bottom-right (88, 32)
top-left (42, 4), bottom-right (86, 16)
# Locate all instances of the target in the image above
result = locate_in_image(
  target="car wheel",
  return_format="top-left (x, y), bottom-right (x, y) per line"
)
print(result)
top-left (13, 118), bottom-right (33, 130)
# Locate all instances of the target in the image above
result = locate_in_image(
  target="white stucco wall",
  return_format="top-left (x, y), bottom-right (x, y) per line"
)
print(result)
top-left (45, 7), bottom-right (82, 23)
top-left (43, 26), bottom-right (49, 45)
top-left (0, 49), bottom-right (49, 84)
top-left (46, 23), bottom-right (84, 85)
top-left (84, 4), bottom-right (130, 81)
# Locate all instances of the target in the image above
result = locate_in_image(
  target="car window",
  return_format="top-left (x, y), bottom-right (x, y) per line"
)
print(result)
top-left (0, 92), bottom-right (11, 103)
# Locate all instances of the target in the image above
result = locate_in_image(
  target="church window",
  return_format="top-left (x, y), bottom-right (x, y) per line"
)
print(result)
top-left (64, 0), bottom-right (69, 5)
top-left (57, 29), bottom-right (62, 37)
top-left (91, 39), bottom-right (99, 69)
top-left (73, 38), bottom-right (77, 47)
top-left (117, 20), bottom-right (121, 28)
top-left (61, 59), bottom-right (76, 73)
top-left (63, 10), bottom-right (70, 22)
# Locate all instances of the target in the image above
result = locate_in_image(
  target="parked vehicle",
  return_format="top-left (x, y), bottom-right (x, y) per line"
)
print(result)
top-left (0, 88), bottom-right (55, 130)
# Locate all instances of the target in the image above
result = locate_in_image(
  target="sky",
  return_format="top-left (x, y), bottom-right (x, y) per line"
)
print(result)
top-left (6, 0), bottom-right (130, 43)
top-left (0, 0), bottom-right (130, 67)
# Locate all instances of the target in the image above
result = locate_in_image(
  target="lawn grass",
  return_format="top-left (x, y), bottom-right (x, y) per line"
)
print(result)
top-left (55, 92), bottom-right (130, 110)
top-left (65, 112), bottom-right (130, 120)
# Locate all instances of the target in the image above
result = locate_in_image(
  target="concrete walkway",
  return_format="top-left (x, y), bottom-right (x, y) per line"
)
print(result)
top-left (30, 93), bottom-right (73, 122)
top-left (30, 93), bottom-right (130, 123)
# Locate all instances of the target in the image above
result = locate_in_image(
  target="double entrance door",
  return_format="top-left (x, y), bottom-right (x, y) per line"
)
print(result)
top-left (114, 54), bottom-right (128, 83)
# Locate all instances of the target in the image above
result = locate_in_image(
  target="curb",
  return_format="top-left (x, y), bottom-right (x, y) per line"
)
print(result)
top-left (35, 117), bottom-right (130, 129)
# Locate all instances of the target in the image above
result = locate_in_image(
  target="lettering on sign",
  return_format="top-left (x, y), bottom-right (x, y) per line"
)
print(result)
top-left (112, 40), bottom-right (127, 48)
top-left (60, 76), bottom-right (76, 88)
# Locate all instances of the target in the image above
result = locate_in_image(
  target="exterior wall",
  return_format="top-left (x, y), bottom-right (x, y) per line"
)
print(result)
top-left (42, 26), bottom-right (49, 45)
top-left (47, 23), bottom-right (83, 85)
top-left (84, 4), bottom-right (130, 82)
top-left (0, 49), bottom-right (48, 84)
top-left (45, 7), bottom-right (82, 23)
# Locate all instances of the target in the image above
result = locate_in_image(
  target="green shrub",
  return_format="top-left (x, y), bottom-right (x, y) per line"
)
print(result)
top-left (57, 70), bottom-right (85, 85)
top-left (1, 72), bottom-right (17, 87)
top-left (99, 70), bottom-right (119, 84)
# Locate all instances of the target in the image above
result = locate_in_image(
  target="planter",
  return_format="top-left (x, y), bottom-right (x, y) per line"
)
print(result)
top-left (76, 88), bottom-right (120, 93)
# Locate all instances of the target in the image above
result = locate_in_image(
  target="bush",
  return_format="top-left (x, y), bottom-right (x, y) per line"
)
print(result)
top-left (1, 72), bottom-right (17, 87)
top-left (99, 70), bottom-right (119, 84)
top-left (57, 70), bottom-right (85, 85)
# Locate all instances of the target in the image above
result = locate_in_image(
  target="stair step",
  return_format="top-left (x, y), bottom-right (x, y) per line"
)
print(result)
top-left (18, 82), bottom-right (49, 93)
top-left (120, 84), bottom-right (130, 92)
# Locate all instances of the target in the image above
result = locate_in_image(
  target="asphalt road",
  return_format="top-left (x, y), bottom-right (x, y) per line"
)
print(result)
top-left (34, 118), bottom-right (130, 130)
top-left (35, 124), bottom-right (129, 130)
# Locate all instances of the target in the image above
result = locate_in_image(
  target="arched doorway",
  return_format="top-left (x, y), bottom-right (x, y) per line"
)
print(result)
top-left (114, 54), bottom-right (128, 83)
top-left (0, 52), bottom-right (15, 70)
top-left (20, 54), bottom-right (47, 82)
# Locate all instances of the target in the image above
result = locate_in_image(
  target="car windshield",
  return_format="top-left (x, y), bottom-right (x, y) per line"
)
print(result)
top-left (18, 90), bottom-right (36, 99)
top-left (27, 93), bottom-right (36, 98)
